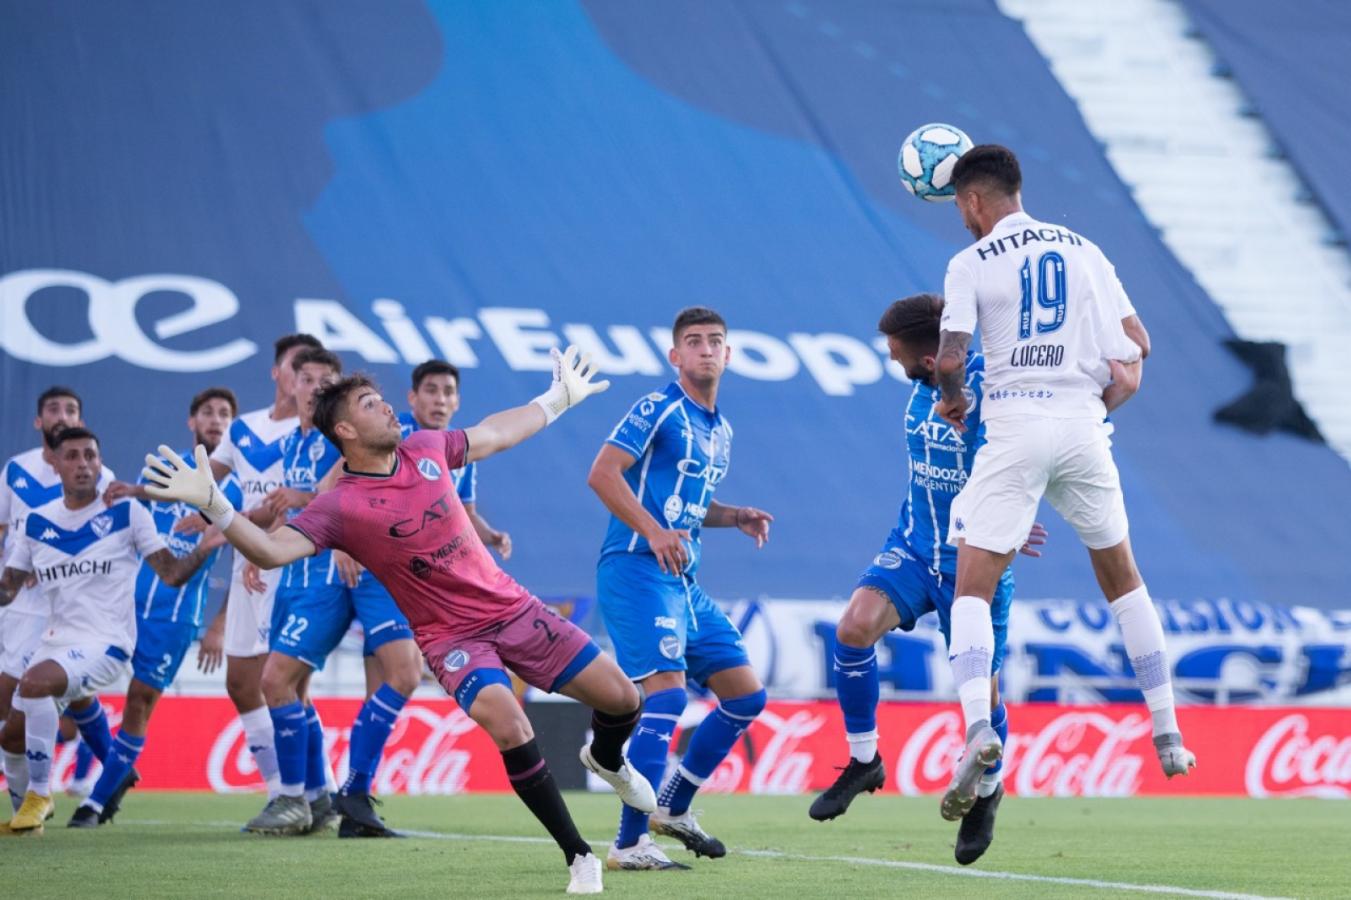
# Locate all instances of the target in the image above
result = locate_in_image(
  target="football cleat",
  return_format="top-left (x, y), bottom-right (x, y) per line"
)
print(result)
top-left (67, 804), bottom-right (101, 829)
top-left (567, 852), bottom-right (604, 894)
top-left (97, 768), bottom-right (140, 824)
top-left (809, 755), bottom-right (886, 821)
top-left (579, 744), bottom-right (657, 813)
top-left (650, 807), bottom-right (726, 859)
top-left (606, 834), bottom-right (692, 871)
top-left (306, 793), bottom-right (339, 834)
top-left (940, 723), bottom-right (1003, 822)
top-left (243, 794), bottom-right (312, 836)
top-left (1154, 733), bottom-right (1197, 778)
top-left (8, 791), bottom-right (55, 833)
top-left (335, 792), bottom-right (399, 838)
top-left (954, 782), bottom-right (1004, 865)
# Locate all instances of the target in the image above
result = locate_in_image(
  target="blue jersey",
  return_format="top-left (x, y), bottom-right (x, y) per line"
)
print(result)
top-left (397, 412), bottom-right (477, 504)
top-left (279, 425), bottom-right (343, 589)
top-left (897, 352), bottom-right (987, 572)
top-left (599, 382), bottom-right (732, 576)
top-left (134, 449), bottom-right (244, 626)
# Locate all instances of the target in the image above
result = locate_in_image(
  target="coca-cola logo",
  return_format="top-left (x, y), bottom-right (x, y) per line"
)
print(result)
top-left (895, 710), bottom-right (1151, 797)
top-left (696, 706), bottom-right (826, 795)
top-left (1245, 714), bottom-right (1351, 798)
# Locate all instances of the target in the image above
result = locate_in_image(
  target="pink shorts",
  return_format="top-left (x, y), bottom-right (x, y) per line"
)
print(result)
top-left (421, 596), bottom-right (599, 711)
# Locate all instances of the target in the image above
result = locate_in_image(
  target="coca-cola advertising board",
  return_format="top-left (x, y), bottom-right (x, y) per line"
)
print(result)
top-left (10, 697), bottom-right (1348, 798)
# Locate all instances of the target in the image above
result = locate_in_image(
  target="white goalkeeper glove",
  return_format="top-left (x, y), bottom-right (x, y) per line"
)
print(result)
top-left (531, 345), bottom-right (611, 425)
top-left (142, 445), bottom-right (236, 529)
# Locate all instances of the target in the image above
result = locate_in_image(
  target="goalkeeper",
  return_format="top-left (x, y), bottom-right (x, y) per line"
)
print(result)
top-left (141, 346), bottom-right (649, 897)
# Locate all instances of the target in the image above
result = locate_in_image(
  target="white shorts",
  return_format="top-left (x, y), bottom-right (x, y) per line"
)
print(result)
top-left (31, 641), bottom-right (130, 702)
top-left (223, 552), bottom-right (282, 658)
top-left (949, 415), bottom-right (1129, 554)
top-left (0, 609), bottom-right (48, 680)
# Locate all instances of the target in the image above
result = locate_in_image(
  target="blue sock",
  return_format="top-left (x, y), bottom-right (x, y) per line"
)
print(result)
top-left (304, 706), bottom-right (329, 797)
top-left (74, 740), bottom-right (95, 780)
top-left (616, 687), bottom-right (686, 849)
top-left (69, 699), bottom-right (112, 763)
top-left (87, 730), bottom-right (144, 812)
top-left (269, 701), bottom-right (308, 795)
top-left (342, 684), bottom-right (408, 796)
top-left (657, 689), bottom-right (766, 816)
top-left (987, 701), bottom-right (1008, 776)
top-left (833, 642), bottom-right (880, 759)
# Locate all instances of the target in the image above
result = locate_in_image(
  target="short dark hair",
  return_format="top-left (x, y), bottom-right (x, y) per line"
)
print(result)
top-left (189, 387), bottom-right (239, 417)
top-left (411, 359), bottom-right (460, 391)
top-left (313, 374), bottom-right (377, 449)
top-left (36, 385), bottom-right (82, 416)
top-left (291, 347), bottom-right (344, 375)
top-left (273, 333), bottom-right (323, 363)
top-left (52, 426), bottom-right (99, 450)
top-left (672, 306), bottom-right (726, 343)
top-left (878, 293), bottom-right (944, 351)
top-left (952, 144), bottom-right (1022, 197)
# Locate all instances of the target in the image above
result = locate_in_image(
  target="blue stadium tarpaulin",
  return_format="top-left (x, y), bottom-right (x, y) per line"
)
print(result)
top-left (1183, 0), bottom-right (1351, 245)
top-left (4, 0), bottom-right (1350, 605)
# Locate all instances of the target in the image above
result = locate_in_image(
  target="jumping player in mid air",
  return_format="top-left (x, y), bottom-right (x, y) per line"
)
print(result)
top-left (809, 295), bottom-right (1046, 865)
top-left (141, 346), bottom-right (652, 895)
top-left (934, 144), bottom-right (1193, 823)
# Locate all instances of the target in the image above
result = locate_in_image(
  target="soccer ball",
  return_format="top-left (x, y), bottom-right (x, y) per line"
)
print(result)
top-left (898, 123), bottom-right (973, 202)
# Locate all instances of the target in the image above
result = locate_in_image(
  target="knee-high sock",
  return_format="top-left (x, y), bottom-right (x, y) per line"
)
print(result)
top-left (74, 738), bottom-right (95, 780)
top-left (239, 706), bottom-right (282, 797)
top-left (68, 698), bottom-right (112, 763)
top-left (587, 706), bottom-right (641, 773)
top-left (17, 694), bottom-right (59, 797)
top-left (834, 642), bottom-right (880, 762)
top-left (949, 596), bottom-right (995, 733)
top-left (658, 688), bottom-right (767, 816)
top-left (343, 684), bottom-right (408, 796)
top-left (979, 702), bottom-right (1009, 797)
top-left (616, 687), bottom-right (685, 848)
top-left (1111, 585), bottom-right (1179, 736)
top-left (504, 739), bottom-right (591, 865)
top-left (268, 701), bottom-right (308, 797)
top-left (86, 730), bottom-right (145, 814)
top-left (4, 751), bottom-right (29, 810)
top-left (303, 706), bottom-right (332, 801)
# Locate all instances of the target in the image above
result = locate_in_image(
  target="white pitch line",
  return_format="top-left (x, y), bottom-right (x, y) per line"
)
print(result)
top-left (124, 820), bottom-right (1290, 900)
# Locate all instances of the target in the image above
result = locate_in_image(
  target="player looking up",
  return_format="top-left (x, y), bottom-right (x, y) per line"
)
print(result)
top-left (0, 387), bottom-right (116, 816)
top-left (141, 345), bottom-right (644, 895)
top-left (0, 428), bottom-right (221, 833)
top-left (68, 388), bottom-right (243, 827)
top-left (588, 307), bottom-right (774, 870)
top-left (934, 144), bottom-right (1193, 823)
top-left (809, 295), bottom-right (1046, 865)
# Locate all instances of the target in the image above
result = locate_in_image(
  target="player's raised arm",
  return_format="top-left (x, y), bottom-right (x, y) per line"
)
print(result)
top-left (142, 445), bottom-right (316, 570)
top-left (463, 345), bottom-right (610, 462)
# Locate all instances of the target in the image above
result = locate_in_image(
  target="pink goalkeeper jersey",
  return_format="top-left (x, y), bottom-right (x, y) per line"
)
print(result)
top-left (287, 429), bottom-right (532, 644)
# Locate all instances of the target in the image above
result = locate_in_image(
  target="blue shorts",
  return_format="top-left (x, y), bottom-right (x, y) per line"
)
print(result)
top-left (131, 620), bottom-right (199, 692)
top-left (597, 553), bottom-right (749, 686)
top-left (855, 540), bottom-right (1014, 673)
top-left (273, 574), bottom-right (413, 670)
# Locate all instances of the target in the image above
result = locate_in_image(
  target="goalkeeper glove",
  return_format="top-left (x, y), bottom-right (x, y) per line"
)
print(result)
top-left (142, 445), bottom-right (236, 529)
top-left (532, 345), bottom-right (611, 425)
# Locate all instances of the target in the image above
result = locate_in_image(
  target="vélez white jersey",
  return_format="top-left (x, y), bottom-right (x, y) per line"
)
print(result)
top-left (7, 491), bottom-right (165, 652)
top-left (942, 211), bottom-right (1140, 421)
top-left (210, 406), bottom-right (298, 512)
top-left (0, 446), bottom-right (115, 617)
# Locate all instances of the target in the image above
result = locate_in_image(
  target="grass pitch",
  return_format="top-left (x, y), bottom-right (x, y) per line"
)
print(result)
top-left (9, 792), bottom-right (1344, 899)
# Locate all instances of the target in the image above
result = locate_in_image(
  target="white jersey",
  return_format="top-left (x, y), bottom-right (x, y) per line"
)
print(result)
top-left (0, 446), bottom-right (115, 617)
top-left (942, 211), bottom-right (1140, 421)
top-left (210, 405), bottom-right (298, 512)
top-left (6, 490), bottom-right (165, 652)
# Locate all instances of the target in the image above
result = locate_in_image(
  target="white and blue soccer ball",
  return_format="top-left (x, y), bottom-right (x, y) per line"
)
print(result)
top-left (898, 123), bottom-right (973, 202)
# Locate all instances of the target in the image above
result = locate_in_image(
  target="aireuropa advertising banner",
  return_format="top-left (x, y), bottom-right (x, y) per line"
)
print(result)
top-left (16, 697), bottom-right (1349, 798)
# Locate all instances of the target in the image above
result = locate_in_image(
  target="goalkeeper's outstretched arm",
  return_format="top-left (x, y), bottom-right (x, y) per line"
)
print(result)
top-left (141, 445), bottom-right (316, 570)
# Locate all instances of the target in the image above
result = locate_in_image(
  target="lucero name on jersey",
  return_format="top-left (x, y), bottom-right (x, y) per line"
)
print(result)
top-left (1010, 343), bottom-right (1066, 368)
top-left (974, 225), bottom-right (1083, 261)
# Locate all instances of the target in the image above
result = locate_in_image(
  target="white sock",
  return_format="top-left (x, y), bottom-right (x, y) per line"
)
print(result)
top-left (977, 770), bottom-right (1001, 798)
top-left (949, 596), bottom-right (995, 732)
top-left (239, 706), bottom-right (282, 797)
top-left (4, 751), bottom-right (29, 807)
top-left (17, 694), bottom-right (59, 798)
top-left (1110, 585), bottom-right (1180, 736)
top-left (846, 730), bottom-right (879, 763)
